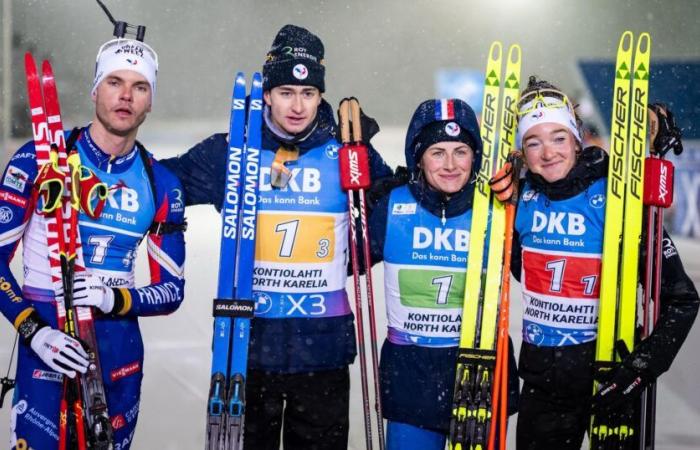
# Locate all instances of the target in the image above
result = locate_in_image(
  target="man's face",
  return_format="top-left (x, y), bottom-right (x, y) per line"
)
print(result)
top-left (92, 69), bottom-right (152, 138)
top-left (263, 85), bottom-right (321, 135)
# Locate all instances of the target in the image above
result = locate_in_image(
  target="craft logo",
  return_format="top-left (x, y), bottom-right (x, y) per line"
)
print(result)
top-left (445, 122), bottom-right (460, 137)
top-left (293, 64), bottom-right (308, 80)
top-left (10, 152), bottom-right (34, 161)
top-left (531, 111), bottom-right (544, 119)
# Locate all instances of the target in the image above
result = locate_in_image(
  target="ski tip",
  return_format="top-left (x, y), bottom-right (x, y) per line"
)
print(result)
top-left (252, 72), bottom-right (263, 86)
top-left (488, 41), bottom-right (503, 60)
top-left (24, 52), bottom-right (37, 71)
top-left (41, 59), bottom-right (55, 79)
top-left (619, 31), bottom-right (634, 51)
top-left (637, 32), bottom-right (652, 55)
top-left (507, 44), bottom-right (522, 65)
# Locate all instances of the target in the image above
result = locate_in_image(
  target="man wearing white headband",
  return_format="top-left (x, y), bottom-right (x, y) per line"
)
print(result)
top-left (488, 77), bottom-right (698, 449)
top-left (91, 38), bottom-right (158, 144)
top-left (0, 36), bottom-right (186, 449)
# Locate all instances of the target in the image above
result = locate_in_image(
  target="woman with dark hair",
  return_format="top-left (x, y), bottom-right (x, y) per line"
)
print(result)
top-left (368, 98), bottom-right (518, 450)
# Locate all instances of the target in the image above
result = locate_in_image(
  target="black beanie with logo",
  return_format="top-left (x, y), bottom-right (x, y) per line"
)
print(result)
top-left (263, 24), bottom-right (325, 92)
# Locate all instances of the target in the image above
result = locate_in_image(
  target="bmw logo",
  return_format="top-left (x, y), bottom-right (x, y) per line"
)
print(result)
top-left (526, 323), bottom-right (545, 345)
top-left (589, 193), bottom-right (605, 208)
top-left (325, 144), bottom-right (339, 159)
top-left (254, 292), bottom-right (273, 315)
top-left (0, 206), bottom-right (13, 224)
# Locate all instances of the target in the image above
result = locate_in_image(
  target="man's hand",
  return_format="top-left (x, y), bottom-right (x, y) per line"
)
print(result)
top-left (71, 272), bottom-right (115, 314)
top-left (30, 327), bottom-right (89, 379)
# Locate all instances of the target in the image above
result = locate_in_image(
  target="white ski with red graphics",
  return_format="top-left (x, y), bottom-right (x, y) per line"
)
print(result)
top-left (26, 53), bottom-right (112, 449)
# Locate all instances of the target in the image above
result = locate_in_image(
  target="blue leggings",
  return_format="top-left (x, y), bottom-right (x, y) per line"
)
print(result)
top-left (10, 344), bottom-right (141, 450)
top-left (387, 421), bottom-right (446, 450)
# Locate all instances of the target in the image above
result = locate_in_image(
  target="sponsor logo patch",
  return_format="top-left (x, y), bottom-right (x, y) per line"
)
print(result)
top-left (10, 152), bottom-right (35, 161)
top-left (445, 121), bottom-right (460, 137)
top-left (254, 292), bottom-right (273, 315)
top-left (32, 369), bottom-right (63, 383)
top-left (522, 189), bottom-right (538, 202)
top-left (14, 399), bottom-right (28, 415)
top-left (3, 167), bottom-right (29, 192)
top-left (392, 203), bottom-right (417, 215)
top-left (111, 414), bottom-right (126, 430)
top-left (325, 144), bottom-right (339, 159)
top-left (0, 206), bottom-right (13, 223)
top-left (0, 189), bottom-right (28, 208)
top-left (293, 64), bottom-right (308, 80)
top-left (589, 193), bottom-right (605, 208)
top-left (170, 188), bottom-right (184, 213)
top-left (663, 237), bottom-right (678, 258)
top-left (110, 361), bottom-right (141, 382)
top-left (0, 276), bottom-right (21, 303)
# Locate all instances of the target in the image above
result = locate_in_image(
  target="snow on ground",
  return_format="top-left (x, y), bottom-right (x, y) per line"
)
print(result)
top-left (1, 127), bottom-right (699, 449)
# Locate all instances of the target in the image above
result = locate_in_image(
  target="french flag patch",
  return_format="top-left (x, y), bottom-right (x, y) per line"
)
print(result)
top-left (435, 99), bottom-right (455, 120)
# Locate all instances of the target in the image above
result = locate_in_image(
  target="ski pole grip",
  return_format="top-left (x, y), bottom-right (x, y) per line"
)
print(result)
top-left (339, 144), bottom-right (371, 191)
top-left (213, 299), bottom-right (255, 318)
top-left (643, 157), bottom-right (674, 207)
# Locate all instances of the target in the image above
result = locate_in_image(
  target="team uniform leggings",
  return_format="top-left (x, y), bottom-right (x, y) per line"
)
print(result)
top-left (243, 367), bottom-right (350, 450)
top-left (10, 344), bottom-right (140, 450)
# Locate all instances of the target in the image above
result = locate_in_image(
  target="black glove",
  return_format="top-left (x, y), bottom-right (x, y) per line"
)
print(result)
top-left (338, 97), bottom-right (381, 143)
top-left (366, 166), bottom-right (409, 212)
top-left (591, 358), bottom-right (652, 413)
top-left (648, 103), bottom-right (683, 157)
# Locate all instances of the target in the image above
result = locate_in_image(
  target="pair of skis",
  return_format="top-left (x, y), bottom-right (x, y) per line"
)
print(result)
top-left (449, 42), bottom-right (521, 450)
top-left (591, 30), bottom-right (652, 449)
top-left (338, 98), bottom-right (385, 450)
top-left (206, 72), bottom-right (262, 450)
top-left (24, 53), bottom-right (112, 449)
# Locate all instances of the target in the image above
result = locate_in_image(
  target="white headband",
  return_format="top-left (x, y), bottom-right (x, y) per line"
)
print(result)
top-left (516, 97), bottom-right (581, 149)
top-left (91, 38), bottom-right (159, 101)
